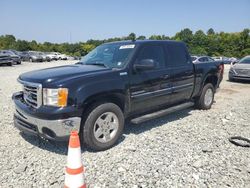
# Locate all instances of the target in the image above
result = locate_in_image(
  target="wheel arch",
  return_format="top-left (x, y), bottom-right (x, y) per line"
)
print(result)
top-left (80, 91), bottom-right (127, 118)
top-left (198, 74), bottom-right (218, 96)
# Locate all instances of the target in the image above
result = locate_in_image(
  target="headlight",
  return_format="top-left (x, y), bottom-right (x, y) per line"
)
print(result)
top-left (43, 88), bottom-right (68, 107)
top-left (229, 68), bottom-right (237, 75)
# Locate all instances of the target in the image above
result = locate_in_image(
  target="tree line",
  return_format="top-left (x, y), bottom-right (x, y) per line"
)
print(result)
top-left (0, 28), bottom-right (249, 58)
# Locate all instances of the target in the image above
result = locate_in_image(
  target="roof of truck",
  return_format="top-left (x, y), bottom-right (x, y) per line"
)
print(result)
top-left (106, 40), bottom-right (185, 45)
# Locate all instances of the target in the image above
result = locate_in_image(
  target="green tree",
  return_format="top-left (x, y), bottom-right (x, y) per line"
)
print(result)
top-left (207, 28), bottom-right (215, 35)
top-left (81, 43), bottom-right (95, 55)
top-left (127, 33), bottom-right (136, 41)
top-left (136, 35), bottom-right (146, 40)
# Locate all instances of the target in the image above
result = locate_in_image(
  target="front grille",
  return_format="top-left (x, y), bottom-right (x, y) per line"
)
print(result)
top-left (235, 69), bottom-right (250, 76)
top-left (18, 79), bottom-right (42, 108)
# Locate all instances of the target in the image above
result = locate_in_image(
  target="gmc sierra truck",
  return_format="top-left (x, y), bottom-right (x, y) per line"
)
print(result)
top-left (12, 40), bottom-right (224, 151)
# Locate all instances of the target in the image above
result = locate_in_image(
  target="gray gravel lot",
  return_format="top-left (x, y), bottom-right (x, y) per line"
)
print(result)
top-left (0, 62), bottom-right (250, 187)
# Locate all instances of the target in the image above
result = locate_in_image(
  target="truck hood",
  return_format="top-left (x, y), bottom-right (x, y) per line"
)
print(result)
top-left (19, 64), bottom-right (111, 85)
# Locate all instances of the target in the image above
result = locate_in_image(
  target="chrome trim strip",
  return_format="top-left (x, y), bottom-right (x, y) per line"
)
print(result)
top-left (131, 87), bottom-right (172, 98)
top-left (172, 83), bottom-right (193, 90)
top-left (131, 83), bottom-right (194, 98)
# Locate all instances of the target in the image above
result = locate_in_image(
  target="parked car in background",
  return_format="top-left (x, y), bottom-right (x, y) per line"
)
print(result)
top-left (0, 51), bottom-right (13, 66)
top-left (38, 52), bottom-right (51, 62)
top-left (228, 57), bottom-right (238, 63)
top-left (212, 56), bottom-right (231, 64)
top-left (21, 51), bottom-right (43, 62)
top-left (46, 52), bottom-right (58, 61)
top-left (229, 55), bottom-right (250, 81)
top-left (191, 56), bottom-right (215, 63)
top-left (66, 56), bottom-right (75, 60)
top-left (55, 52), bottom-right (68, 60)
top-left (0, 50), bottom-right (21, 64)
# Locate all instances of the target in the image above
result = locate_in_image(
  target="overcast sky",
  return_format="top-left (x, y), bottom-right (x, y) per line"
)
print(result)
top-left (1, 0), bottom-right (249, 43)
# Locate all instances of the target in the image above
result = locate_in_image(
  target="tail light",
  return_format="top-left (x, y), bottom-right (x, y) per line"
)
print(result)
top-left (219, 64), bottom-right (224, 75)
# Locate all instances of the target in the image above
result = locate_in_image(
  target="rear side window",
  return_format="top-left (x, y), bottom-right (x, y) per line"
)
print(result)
top-left (137, 45), bottom-right (165, 69)
top-left (166, 43), bottom-right (190, 67)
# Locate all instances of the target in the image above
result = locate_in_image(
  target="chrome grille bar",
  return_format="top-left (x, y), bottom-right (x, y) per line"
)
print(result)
top-left (18, 79), bottom-right (42, 108)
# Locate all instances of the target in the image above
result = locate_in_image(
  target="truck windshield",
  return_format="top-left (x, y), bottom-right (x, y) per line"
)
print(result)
top-left (78, 43), bottom-right (136, 68)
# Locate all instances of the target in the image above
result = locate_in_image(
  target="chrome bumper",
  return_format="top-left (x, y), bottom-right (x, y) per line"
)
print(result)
top-left (14, 103), bottom-right (81, 141)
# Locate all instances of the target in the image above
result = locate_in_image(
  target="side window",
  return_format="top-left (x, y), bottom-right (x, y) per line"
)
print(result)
top-left (199, 57), bottom-right (205, 62)
top-left (208, 57), bottom-right (214, 61)
top-left (203, 57), bottom-right (209, 62)
top-left (137, 45), bottom-right (165, 69)
top-left (166, 43), bottom-right (189, 67)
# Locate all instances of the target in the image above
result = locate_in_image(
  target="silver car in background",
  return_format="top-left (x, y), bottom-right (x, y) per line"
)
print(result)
top-left (229, 56), bottom-right (250, 81)
top-left (191, 56), bottom-right (215, 63)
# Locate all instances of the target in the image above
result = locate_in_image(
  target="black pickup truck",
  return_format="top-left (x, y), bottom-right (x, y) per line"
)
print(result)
top-left (12, 40), bottom-right (224, 151)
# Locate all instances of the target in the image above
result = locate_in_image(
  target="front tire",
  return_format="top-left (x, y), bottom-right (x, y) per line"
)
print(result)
top-left (81, 103), bottom-right (124, 151)
top-left (195, 83), bottom-right (215, 110)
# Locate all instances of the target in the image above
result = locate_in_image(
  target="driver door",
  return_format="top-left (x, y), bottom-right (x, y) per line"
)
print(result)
top-left (129, 44), bottom-right (173, 113)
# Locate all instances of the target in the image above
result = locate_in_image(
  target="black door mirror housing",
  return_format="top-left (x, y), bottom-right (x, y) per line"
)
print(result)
top-left (231, 60), bottom-right (238, 65)
top-left (134, 59), bottom-right (157, 71)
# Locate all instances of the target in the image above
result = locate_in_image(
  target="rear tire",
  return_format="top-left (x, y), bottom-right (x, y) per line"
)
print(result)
top-left (195, 83), bottom-right (215, 110)
top-left (81, 102), bottom-right (124, 151)
top-left (7, 62), bottom-right (12, 66)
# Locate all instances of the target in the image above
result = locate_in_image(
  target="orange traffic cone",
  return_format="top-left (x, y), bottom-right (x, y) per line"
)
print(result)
top-left (64, 131), bottom-right (86, 188)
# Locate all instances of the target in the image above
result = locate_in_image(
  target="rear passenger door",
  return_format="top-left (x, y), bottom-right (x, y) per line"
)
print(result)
top-left (165, 43), bottom-right (195, 103)
top-left (129, 44), bottom-right (173, 112)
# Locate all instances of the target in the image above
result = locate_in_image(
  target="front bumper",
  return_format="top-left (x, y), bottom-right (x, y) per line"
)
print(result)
top-left (229, 72), bottom-right (250, 81)
top-left (12, 92), bottom-right (81, 141)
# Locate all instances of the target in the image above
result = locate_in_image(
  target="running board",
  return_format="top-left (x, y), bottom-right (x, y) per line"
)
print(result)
top-left (131, 102), bottom-right (194, 124)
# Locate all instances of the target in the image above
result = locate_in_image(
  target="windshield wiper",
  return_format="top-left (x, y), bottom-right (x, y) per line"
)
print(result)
top-left (76, 61), bottom-right (108, 68)
top-left (89, 62), bottom-right (108, 68)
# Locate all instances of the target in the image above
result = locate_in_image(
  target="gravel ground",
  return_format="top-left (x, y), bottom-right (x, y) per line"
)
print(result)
top-left (0, 62), bottom-right (250, 188)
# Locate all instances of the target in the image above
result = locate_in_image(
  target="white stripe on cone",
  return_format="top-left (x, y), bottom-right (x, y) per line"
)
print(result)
top-left (65, 172), bottom-right (85, 188)
top-left (67, 147), bottom-right (82, 169)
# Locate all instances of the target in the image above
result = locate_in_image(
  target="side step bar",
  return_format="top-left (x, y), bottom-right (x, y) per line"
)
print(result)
top-left (131, 102), bottom-right (194, 124)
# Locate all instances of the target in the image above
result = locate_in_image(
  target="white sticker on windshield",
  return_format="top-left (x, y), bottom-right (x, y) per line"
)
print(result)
top-left (119, 44), bottom-right (135, 49)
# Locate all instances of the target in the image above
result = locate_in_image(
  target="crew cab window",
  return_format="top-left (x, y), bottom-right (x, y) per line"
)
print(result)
top-left (166, 43), bottom-right (189, 67)
top-left (137, 45), bottom-right (165, 69)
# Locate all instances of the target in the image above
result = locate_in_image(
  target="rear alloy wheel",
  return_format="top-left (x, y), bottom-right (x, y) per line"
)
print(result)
top-left (82, 103), bottom-right (124, 151)
top-left (195, 83), bottom-right (215, 110)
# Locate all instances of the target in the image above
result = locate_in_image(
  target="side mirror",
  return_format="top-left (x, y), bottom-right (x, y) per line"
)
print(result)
top-left (133, 59), bottom-right (157, 71)
top-left (231, 60), bottom-right (238, 66)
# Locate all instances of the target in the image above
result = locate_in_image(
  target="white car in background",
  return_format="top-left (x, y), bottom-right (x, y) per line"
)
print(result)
top-left (212, 56), bottom-right (231, 64)
top-left (46, 52), bottom-right (58, 61)
top-left (54, 52), bottom-right (67, 60)
top-left (191, 56), bottom-right (215, 63)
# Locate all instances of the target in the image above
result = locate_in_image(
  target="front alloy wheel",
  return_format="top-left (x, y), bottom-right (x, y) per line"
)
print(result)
top-left (93, 112), bottom-right (119, 143)
top-left (82, 103), bottom-right (124, 151)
